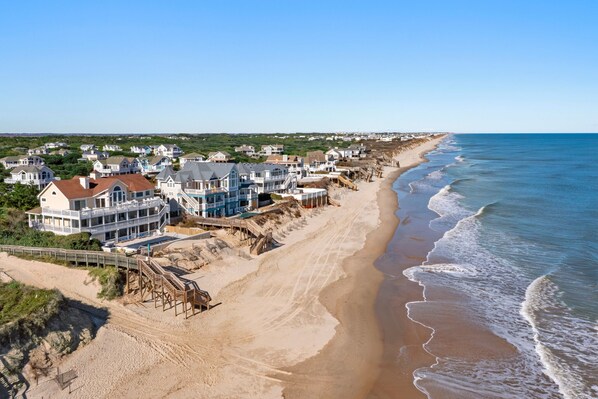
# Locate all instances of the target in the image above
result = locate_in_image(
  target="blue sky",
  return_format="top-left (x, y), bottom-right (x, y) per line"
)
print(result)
top-left (1, 1), bottom-right (597, 133)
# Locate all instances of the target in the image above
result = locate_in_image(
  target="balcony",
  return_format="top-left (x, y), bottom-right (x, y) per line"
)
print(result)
top-left (40, 198), bottom-right (166, 219)
top-left (185, 187), bottom-right (227, 195)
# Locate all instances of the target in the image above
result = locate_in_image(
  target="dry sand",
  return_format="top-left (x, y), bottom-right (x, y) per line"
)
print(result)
top-left (0, 136), bottom-right (445, 399)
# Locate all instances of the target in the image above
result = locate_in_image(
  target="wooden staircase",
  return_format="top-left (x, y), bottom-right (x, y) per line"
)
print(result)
top-left (133, 258), bottom-right (211, 318)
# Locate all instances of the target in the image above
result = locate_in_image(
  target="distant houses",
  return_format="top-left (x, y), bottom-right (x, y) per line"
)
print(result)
top-left (179, 153), bottom-right (205, 167)
top-left (207, 151), bottom-right (231, 163)
top-left (80, 144), bottom-right (96, 152)
top-left (130, 145), bottom-right (152, 156)
top-left (0, 155), bottom-right (45, 169)
top-left (259, 144), bottom-right (284, 156)
top-left (92, 156), bottom-right (140, 178)
top-left (234, 145), bottom-right (256, 157)
top-left (138, 155), bottom-right (172, 174)
top-left (154, 144), bottom-right (183, 159)
top-left (44, 142), bottom-right (67, 149)
top-left (102, 144), bottom-right (122, 152)
top-left (27, 146), bottom-right (49, 156)
top-left (4, 165), bottom-right (56, 189)
top-left (80, 150), bottom-right (109, 162)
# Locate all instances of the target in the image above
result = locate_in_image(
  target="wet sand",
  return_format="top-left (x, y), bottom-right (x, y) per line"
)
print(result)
top-left (282, 136), bottom-right (446, 399)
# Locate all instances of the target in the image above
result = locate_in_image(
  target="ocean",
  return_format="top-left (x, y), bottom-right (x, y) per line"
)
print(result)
top-left (391, 134), bottom-right (598, 399)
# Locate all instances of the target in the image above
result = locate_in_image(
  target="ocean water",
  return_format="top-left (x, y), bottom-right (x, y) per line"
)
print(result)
top-left (400, 134), bottom-right (598, 399)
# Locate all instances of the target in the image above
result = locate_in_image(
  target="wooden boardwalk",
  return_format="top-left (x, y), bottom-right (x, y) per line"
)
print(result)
top-left (193, 216), bottom-right (273, 255)
top-left (0, 245), bottom-right (138, 270)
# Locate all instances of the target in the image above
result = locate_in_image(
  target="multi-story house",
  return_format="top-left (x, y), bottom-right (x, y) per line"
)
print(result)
top-left (237, 163), bottom-right (295, 195)
top-left (80, 144), bottom-right (96, 152)
top-left (138, 155), bottom-right (172, 174)
top-left (0, 155), bottom-right (45, 169)
top-left (130, 145), bottom-right (152, 156)
top-left (265, 155), bottom-right (305, 179)
top-left (179, 153), bottom-right (205, 167)
top-left (92, 156), bottom-right (140, 177)
top-left (305, 151), bottom-right (336, 174)
top-left (234, 145), bottom-right (255, 156)
top-left (156, 163), bottom-right (240, 218)
top-left (80, 150), bottom-right (109, 162)
top-left (207, 151), bottom-right (231, 163)
top-left (28, 146), bottom-right (50, 156)
top-left (26, 174), bottom-right (169, 243)
top-left (102, 144), bottom-right (122, 152)
top-left (4, 165), bottom-right (56, 189)
top-left (154, 144), bottom-right (183, 159)
top-left (259, 144), bottom-right (284, 156)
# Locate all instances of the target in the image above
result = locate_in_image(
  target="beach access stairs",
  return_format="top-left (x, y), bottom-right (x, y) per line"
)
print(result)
top-left (133, 258), bottom-right (211, 319)
top-left (337, 174), bottom-right (358, 191)
top-left (192, 216), bottom-right (273, 255)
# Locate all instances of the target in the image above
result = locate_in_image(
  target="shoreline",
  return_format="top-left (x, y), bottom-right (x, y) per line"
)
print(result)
top-left (281, 136), bottom-right (446, 398)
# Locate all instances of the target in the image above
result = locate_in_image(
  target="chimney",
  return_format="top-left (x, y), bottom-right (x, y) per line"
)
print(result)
top-left (79, 176), bottom-right (90, 189)
top-left (89, 171), bottom-right (100, 180)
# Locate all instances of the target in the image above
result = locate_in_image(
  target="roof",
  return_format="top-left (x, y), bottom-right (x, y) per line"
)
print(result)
top-left (237, 163), bottom-right (287, 175)
top-left (306, 151), bottom-right (327, 163)
top-left (47, 174), bottom-right (153, 200)
top-left (156, 165), bottom-right (176, 180)
top-left (11, 165), bottom-right (51, 173)
top-left (103, 156), bottom-right (133, 165)
top-left (147, 155), bottom-right (168, 165)
top-left (180, 152), bottom-right (204, 159)
top-left (208, 151), bottom-right (231, 157)
top-left (0, 156), bottom-right (21, 162)
top-left (266, 155), bottom-right (302, 163)
top-left (171, 162), bottom-right (236, 183)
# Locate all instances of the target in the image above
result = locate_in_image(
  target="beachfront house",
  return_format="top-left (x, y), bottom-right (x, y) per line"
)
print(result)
top-left (138, 155), bottom-right (172, 174)
top-left (207, 151), bottom-right (231, 163)
top-left (259, 144), bottom-right (284, 156)
top-left (234, 145), bottom-right (256, 156)
top-left (26, 174), bottom-right (169, 243)
top-left (27, 146), bottom-right (50, 156)
top-left (155, 163), bottom-right (240, 217)
top-left (0, 155), bottom-right (45, 169)
top-left (92, 156), bottom-right (140, 178)
top-left (237, 163), bottom-right (295, 194)
top-left (4, 165), bottom-right (56, 189)
top-left (102, 144), bottom-right (122, 152)
top-left (130, 145), bottom-right (152, 156)
top-left (154, 144), bottom-right (183, 159)
top-left (265, 155), bottom-right (305, 179)
top-left (179, 153), bottom-right (205, 167)
top-left (305, 151), bottom-right (336, 173)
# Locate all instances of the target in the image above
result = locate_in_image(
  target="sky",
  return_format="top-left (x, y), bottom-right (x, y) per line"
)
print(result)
top-left (1, 1), bottom-right (597, 133)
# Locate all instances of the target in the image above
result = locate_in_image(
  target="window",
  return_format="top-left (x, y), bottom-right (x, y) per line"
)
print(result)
top-left (51, 191), bottom-right (57, 196)
top-left (111, 186), bottom-right (125, 204)
top-left (41, 198), bottom-right (46, 202)
top-left (135, 191), bottom-right (144, 198)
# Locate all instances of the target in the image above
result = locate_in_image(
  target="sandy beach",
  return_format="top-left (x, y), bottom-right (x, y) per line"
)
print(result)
top-left (0, 136), bottom-right (445, 399)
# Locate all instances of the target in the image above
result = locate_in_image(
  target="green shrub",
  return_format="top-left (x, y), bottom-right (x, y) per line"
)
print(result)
top-left (86, 267), bottom-right (123, 300)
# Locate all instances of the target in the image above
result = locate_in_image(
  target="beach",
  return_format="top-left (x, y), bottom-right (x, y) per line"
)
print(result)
top-left (0, 136), bottom-right (445, 399)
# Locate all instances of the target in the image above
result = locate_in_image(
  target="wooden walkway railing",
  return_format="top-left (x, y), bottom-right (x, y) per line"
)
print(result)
top-left (193, 216), bottom-right (272, 254)
top-left (134, 258), bottom-right (211, 319)
top-left (0, 245), bottom-right (138, 271)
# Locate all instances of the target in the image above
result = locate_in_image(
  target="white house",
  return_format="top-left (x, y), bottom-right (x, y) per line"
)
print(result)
top-left (44, 142), bottom-right (67, 149)
top-left (4, 165), bottom-right (56, 189)
top-left (259, 144), bottom-right (284, 156)
top-left (80, 150), bottom-right (109, 162)
top-left (27, 174), bottom-right (169, 243)
top-left (138, 155), bottom-right (172, 174)
top-left (179, 153), bottom-right (205, 167)
top-left (265, 155), bottom-right (305, 179)
top-left (237, 163), bottom-right (295, 195)
top-left (92, 156), bottom-right (140, 178)
top-left (207, 151), bottom-right (231, 163)
top-left (102, 144), bottom-right (122, 152)
top-left (0, 156), bottom-right (45, 169)
top-left (130, 145), bottom-right (152, 156)
top-left (28, 146), bottom-right (49, 156)
top-left (154, 144), bottom-right (183, 158)
top-left (80, 144), bottom-right (96, 151)
top-left (234, 145), bottom-right (256, 156)
top-left (305, 151), bottom-right (336, 173)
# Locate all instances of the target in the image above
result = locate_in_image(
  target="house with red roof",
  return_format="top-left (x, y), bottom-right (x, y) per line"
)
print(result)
top-left (26, 174), bottom-right (169, 243)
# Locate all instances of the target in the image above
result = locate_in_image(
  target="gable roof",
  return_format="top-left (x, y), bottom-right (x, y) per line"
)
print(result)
top-left (46, 174), bottom-right (153, 200)
top-left (180, 152), bottom-right (204, 159)
top-left (11, 165), bottom-right (52, 174)
top-left (208, 151), bottom-right (231, 157)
